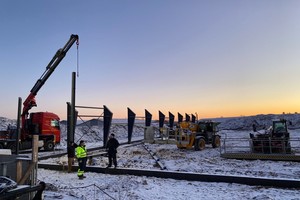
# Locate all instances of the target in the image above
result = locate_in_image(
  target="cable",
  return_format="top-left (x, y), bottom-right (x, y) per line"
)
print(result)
top-left (43, 181), bottom-right (116, 200)
top-left (94, 184), bottom-right (116, 200)
top-left (76, 39), bottom-right (79, 77)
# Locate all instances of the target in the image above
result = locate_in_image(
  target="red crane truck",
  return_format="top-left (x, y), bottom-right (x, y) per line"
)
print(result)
top-left (0, 34), bottom-right (79, 151)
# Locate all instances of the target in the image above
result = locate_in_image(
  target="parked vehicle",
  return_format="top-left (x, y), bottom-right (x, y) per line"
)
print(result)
top-left (250, 119), bottom-right (291, 154)
top-left (175, 121), bottom-right (221, 150)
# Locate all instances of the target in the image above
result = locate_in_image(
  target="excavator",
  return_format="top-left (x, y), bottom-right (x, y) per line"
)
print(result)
top-left (0, 34), bottom-right (79, 151)
top-left (175, 121), bottom-right (221, 150)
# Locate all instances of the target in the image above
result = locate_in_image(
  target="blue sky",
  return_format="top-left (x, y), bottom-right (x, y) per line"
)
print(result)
top-left (1, 1), bottom-right (300, 120)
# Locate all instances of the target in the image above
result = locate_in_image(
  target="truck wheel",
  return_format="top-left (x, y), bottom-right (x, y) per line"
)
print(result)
top-left (44, 141), bottom-right (54, 151)
top-left (194, 138), bottom-right (206, 151)
top-left (8, 143), bottom-right (16, 153)
top-left (212, 135), bottom-right (221, 148)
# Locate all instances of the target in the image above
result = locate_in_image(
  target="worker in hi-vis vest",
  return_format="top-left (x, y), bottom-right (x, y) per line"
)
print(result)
top-left (76, 140), bottom-right (87, 179)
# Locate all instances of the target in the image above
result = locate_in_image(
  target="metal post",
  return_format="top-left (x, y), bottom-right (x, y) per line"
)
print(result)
top-left (191, 114), bottom-right (196, 123)
top-left (145, 109), bottom-right (152, 127)
top-left (15, 97), bottom-right (22, 155)
top-left (185, 113), bottom-right (190, 122)
top-left (71, 72), bottom-right (76, 140)
top-left (30, 134), bottom-right (39, 199)
top-left (127, 108), bottom-right (136, 144)
top-left (159, 111), bottom-right (165, 129)
top-left (103, 106), bottom-right (113, 147)
top-left (169, 112), bottom-right (174, 130)
top-left (178, 113), bottom-right (183, 123)
top-left (67, 102), bottom-right (72, 145)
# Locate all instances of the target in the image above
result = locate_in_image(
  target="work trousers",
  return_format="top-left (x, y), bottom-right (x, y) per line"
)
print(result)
top-left (108, 153), bottom-right (117, 167)
top-left (77, 157), bottom-right (87, 177)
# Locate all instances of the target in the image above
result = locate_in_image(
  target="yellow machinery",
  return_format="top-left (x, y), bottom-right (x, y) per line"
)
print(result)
top-left (175, 121), bottom-right (221, 150)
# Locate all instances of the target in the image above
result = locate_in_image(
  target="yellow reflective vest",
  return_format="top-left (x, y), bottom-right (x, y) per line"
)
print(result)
top-left (76, 146), bottom-right (87, 158)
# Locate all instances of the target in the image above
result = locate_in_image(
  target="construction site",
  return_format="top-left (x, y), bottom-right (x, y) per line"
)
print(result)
top-left (1, 34), bottom-right (300, 199)
top-left (1, 112), bottom-right (300, 199)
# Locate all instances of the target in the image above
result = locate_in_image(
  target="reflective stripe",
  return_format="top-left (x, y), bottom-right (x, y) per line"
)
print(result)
top-left (78, 169), bottom-right (84, 176)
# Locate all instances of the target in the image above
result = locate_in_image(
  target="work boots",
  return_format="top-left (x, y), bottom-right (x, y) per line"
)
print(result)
top-left (78, 175), bottom-right (86, 179)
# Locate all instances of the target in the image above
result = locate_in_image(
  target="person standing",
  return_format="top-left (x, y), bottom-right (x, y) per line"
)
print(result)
top-left (106, 134), bottom-right (119, 168)
top-left (76, 140), bottom-right (87, 179)
top-left (67, 142), bottom-right (77, 173)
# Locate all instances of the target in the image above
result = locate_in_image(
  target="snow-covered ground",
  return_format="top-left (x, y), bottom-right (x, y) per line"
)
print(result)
top-left (39, 131), bottom-right (300, 199)
top-left (38, 168), bottom-right (300, 200)
top-left (2, 115), bottom-right (300, 199)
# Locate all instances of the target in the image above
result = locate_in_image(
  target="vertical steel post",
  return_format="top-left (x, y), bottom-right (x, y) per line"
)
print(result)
top-left (185, 113), bottom-right (190, 122)
top-left (159, 111), bottom-right (165, 129)
top-left (178, 113), bottom-right (183, 123)
top-left (168, 112), bottom-right (174, 130)
top-left (191, 114), bottom-right (196, 123)
top-left (145, 109), bottom-right (152, 127)
top-left (67, 102), bottom-right (72, 145)
top-left (103, 106), bottom-right (113, 147)
top-left (16, 97), bottom-right (22, 155)
top-left (127, 108), bottom-right (136, 144)
top-left (71, 72), bottom-right (76, 141)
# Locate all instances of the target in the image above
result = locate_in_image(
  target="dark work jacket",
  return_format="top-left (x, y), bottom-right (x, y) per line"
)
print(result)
top-left (106, 138), bottom-right (119, 154)
top-left (67, 143), bottom-right (77, 158)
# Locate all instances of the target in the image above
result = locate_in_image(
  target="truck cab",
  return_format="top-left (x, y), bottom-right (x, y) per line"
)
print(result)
top-left (24, 112), bottom-right (60, 151)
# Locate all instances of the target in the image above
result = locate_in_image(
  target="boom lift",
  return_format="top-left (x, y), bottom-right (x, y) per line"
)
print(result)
top-left (0, 34), bottom-right (79, 151)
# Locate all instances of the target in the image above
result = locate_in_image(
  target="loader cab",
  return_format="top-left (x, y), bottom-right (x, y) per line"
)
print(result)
top-left (197, 121), bottom-right (219, 133)
top-left (197, 121), bottom-right (221, 148)
top-left (272, 119), bottom-right (288, 138)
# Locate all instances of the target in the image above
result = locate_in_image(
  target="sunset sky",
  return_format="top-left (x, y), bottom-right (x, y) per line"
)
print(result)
top-left (1, 1), bottom-right (300, 120)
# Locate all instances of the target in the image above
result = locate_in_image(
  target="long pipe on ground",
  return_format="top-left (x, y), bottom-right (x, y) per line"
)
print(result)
top-left (143, 145), bottom-right (166, 170)
top-left (38, 163), bottom-right (300, 189)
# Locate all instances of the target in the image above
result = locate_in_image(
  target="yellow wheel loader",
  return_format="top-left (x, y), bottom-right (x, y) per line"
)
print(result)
top-left (175, 121), bottom-right (221, 151)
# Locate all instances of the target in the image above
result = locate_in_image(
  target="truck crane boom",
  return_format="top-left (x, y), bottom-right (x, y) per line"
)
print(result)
top-left (0, 34), bottom-right (79, 152)
top-left (22, 34), bottom-right (79, 121)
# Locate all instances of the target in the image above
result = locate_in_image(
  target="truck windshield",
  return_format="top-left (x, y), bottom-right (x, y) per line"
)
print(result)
top-left (51, 120), bottom-right (60, 130)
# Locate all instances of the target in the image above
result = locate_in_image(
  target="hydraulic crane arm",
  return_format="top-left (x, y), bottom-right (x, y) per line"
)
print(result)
top-left (22, 34), bottom-right (79, 118)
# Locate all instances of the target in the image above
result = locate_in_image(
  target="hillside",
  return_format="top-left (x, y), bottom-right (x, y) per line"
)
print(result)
top-left (1, 113), bottom-right (300, 147)
top-left (2, 113), bottom-right (300, 131)
top-left (209, 113), bottom-right (300, 130)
